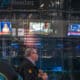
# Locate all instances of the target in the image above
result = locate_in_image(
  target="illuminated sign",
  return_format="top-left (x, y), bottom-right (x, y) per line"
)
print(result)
top-left (0, 22), bottom-right (12, 35)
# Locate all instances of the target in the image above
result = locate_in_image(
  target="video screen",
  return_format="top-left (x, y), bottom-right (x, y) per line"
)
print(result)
top-left (0, 22), bottom-right (12, 35)
top-left (29, 22), bottom-right (51, 34)
top-left (67, 24), bottom-right (80, 36)
top-left (18, 28), bottom-right (24, 37)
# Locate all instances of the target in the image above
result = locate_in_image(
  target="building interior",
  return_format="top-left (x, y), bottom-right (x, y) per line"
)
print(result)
top-left (0, 0), bottom-right (80, 80)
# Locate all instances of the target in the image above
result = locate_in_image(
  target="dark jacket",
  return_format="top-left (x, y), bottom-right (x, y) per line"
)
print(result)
top-left (18, 58), bottom-right (42, 80)
top-left (0, 61), bottom-right (18, 80)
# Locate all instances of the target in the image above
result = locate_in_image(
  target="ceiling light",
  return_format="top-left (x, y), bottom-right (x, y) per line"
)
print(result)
top-left (40, 3), bottom-right (44, 8)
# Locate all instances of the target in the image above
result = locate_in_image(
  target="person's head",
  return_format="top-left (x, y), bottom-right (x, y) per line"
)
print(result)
top-left (24, 48), bottom-right (38, 62)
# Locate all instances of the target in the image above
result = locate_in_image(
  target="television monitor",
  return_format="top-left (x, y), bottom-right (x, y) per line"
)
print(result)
top-left (67, 24), bottom-right (80, 36)
top-left (29, 22), bottom-right (51, 34)
top-left (18, 28), bottom-right (24, 36)
top-left (0, 22), bottom-right (12, 35)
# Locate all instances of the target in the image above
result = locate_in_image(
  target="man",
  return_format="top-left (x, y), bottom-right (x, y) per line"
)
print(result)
top-left (18, 48), bottom-right (48, 80)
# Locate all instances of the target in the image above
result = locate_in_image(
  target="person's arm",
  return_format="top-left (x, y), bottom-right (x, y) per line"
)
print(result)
top-left (38, 70), bottom-right (48, 80)
top-left (41, 73), bottom-right (48, 80)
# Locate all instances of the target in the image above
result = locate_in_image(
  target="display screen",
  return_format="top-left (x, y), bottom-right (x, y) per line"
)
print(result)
top-left (29, 22), bottom-right (51, 34)
top-left (0, 22), bottom-right (12, 35)
top-left (18, 28), bottom-right (24, 36)
top-left (68, 24), bottom-right (80, 36)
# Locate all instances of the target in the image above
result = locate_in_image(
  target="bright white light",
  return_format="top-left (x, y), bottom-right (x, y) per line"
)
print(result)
top-left (2, 24), bottom-right (10, 33)
top-left (40, 3), bottom-right (44, 8)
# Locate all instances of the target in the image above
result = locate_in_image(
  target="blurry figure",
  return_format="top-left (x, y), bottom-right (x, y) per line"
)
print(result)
top-left (0, 61), bottom-right (18, 80)
top-left (18, 48), bottom-right (48, 80)
top-left (43, 21), bottom-right (49, 33)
